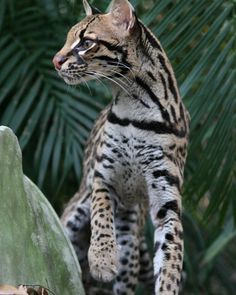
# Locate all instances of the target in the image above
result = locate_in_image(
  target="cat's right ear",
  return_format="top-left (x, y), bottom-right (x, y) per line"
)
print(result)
top-left (83, 0), bottom-right (101, 16)
top-left (108, 0), bottom-right (136, 32)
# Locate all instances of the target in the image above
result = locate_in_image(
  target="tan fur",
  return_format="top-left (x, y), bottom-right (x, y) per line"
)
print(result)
top-left (55, 1), bottom-right (190, 294)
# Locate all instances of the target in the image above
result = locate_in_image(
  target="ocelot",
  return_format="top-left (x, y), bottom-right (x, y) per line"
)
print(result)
top-left (53, 0), bottom-right (190, 294)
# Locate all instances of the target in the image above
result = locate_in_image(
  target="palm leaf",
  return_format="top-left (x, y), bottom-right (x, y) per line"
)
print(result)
top-left (0, 1), bottom-right (109, 204)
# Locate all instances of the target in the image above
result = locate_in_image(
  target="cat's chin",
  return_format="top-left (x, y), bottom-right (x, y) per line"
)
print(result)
top-left (59, 73), bottom-right (80, 85)
top-left (63, 77), bottom-right (80, 85)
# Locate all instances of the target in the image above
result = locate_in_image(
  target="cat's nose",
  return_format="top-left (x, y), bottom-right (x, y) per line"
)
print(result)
top-left (52, 54), bottom-right (68, 70)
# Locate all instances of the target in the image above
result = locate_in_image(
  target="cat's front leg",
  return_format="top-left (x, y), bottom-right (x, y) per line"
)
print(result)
top-left (113, 206), bottom-right (141, 295)
top-left (148, 174), bottom-right (183, 295)
top-left (88, 175), bottom-right (118, 282)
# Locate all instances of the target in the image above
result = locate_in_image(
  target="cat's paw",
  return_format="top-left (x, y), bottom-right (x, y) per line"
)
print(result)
top-left (88, 241), bottom-right (119, 282)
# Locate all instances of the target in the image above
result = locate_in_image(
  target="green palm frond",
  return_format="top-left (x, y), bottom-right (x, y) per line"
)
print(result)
top-left (0, 0), bottom-right (111, 206)
top-left (139, 1), bottom-right (235, 292)
top-left (139, 0), bottom-right (236, 224)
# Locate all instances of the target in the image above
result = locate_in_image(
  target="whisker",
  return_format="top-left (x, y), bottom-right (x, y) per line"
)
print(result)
top-left (91, 68), bottom-right (132, 89)
top-left (107, 61), bottom-right (136, 78)
top-left (101, 66), bottom-right (133, 85)
top-left (112, 74), bottom-right (131, 90)
top-left (81, 77), bottom-right (92, 95)
top-left (84, 71), bottom-right (110, 94)
top-left (88, 70), bottom-right (132, 98)
top-left (75, 73), bottom-right (92, 95)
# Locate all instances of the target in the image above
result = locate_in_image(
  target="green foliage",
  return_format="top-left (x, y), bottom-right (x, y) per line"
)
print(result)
top-left (0, 0), bottom-right (235, 293)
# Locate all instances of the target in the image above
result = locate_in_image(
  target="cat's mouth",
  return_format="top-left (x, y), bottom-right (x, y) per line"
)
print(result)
top-left (58, 71), bottom-right (82, 85)
top-left (58, 69), bottom-right (98, 85)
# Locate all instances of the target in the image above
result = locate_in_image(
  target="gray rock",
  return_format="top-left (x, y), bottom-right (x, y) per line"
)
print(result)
top-left (0, 126), bottom-right (85, 295)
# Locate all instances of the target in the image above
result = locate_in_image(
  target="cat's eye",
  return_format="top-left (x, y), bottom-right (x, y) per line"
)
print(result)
top-left (81, 39), bottom-right (95, 49)
top-left (72, 38), bottom-right (95, 56)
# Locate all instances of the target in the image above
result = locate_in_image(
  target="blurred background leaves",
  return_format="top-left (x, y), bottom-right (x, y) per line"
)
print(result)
top-left (0, 0), bottom-right (235, 294)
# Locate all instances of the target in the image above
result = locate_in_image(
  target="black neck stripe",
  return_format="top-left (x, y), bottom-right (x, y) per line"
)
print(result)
top-left (135, 76), bottom-right (170, 122)
top-left (107, 111), bottom-right (187, 138)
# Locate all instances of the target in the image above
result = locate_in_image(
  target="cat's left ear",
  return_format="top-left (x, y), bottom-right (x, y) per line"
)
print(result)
top-left (83, 0), bottom-right (101, 16)
top-left (109, 0), bottom-right (136, 31)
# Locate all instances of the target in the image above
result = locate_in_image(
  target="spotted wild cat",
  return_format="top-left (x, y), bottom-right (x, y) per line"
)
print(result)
top-left (53, 0), bottom-right (190, 294)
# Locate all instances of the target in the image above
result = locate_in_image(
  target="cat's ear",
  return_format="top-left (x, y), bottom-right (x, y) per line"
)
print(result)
top-left (83, 0), bottom-right (101, 16)
top-left (109, 0), bottom-right (136, 31)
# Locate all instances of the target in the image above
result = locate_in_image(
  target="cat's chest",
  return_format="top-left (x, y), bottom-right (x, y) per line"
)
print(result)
top-left (97, 125), bottom-right (163, 204)
top-left (108, 137), bottom-right (146, 204)
top-left (104, 124), bottom-right (148, 163)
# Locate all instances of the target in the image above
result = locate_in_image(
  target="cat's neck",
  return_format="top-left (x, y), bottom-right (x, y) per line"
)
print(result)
top-left (110, 21), bottom-right (180, 122)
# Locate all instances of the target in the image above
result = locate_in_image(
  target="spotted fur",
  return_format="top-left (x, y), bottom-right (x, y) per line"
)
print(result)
top-left (55, 0), bottom-right (190, 294)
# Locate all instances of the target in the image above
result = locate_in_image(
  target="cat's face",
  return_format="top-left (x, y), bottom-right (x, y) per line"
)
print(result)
top-left (53, 0), bottom-right (140, 85)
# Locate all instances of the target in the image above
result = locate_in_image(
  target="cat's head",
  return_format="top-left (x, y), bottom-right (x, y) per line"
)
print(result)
top-left (53, 0), bottom-right (141, 85)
